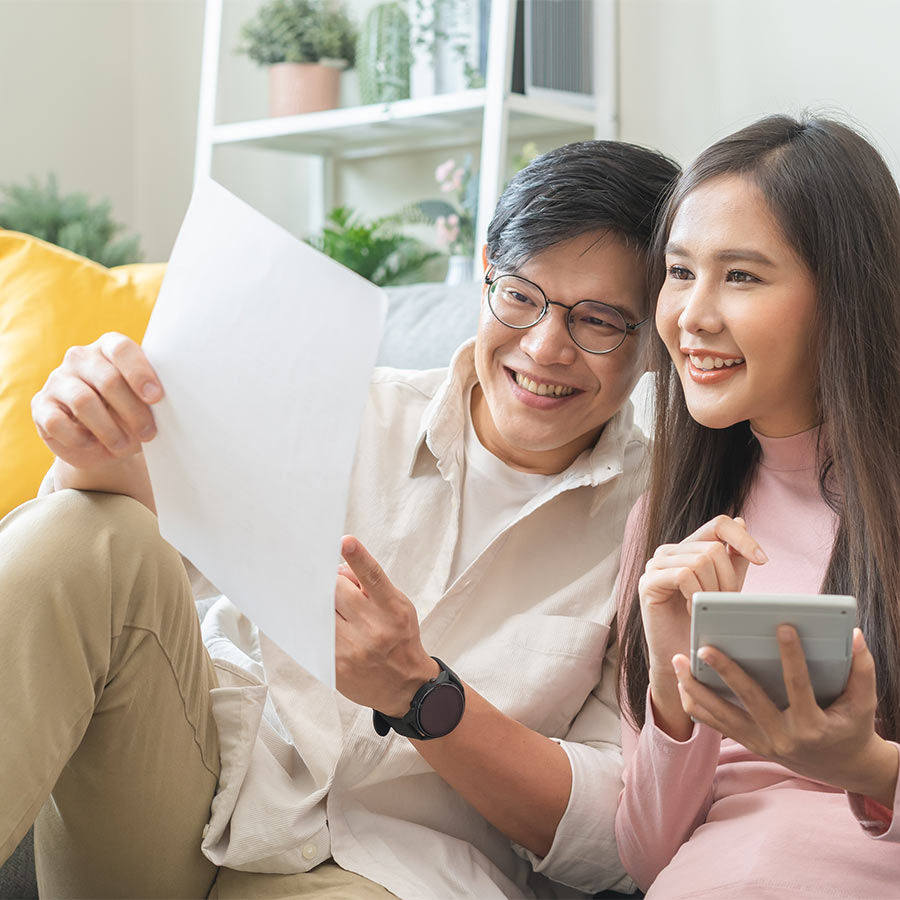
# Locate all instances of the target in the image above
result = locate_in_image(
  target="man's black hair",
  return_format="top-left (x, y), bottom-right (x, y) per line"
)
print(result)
top-left (486, 140), bottom-right (680, 273)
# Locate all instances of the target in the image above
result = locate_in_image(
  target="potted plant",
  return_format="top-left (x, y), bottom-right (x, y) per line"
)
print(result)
top-left (0, 174), bottom-right (142, 267)
top-left (406, 154), bottom-right (477, 282)
top-left (238, 0), bottom-right (358, 117)
top-left (309, 205), bottom-right (439, 285)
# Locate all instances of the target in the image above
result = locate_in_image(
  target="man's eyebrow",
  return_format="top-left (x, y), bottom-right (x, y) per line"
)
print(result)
top-left (590, 300), bottom-right (642, 322)
top-left (665, 242), bottom-right (776, 267)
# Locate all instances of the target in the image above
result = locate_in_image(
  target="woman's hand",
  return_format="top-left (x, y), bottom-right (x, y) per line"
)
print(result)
top-left (32, 332), bottom-right (163, 470)
top-left (673, 626), bottom-right (899, 807)
top-left (639, 515), bottom-right (767, 738)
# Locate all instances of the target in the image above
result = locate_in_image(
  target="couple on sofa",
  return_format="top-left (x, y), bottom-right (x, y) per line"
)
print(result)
top-left (3, 113), bottom-right (899, 899)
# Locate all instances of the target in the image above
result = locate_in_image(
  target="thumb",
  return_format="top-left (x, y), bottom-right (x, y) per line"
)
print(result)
top-left (840, 627), bottom-right (878, 707)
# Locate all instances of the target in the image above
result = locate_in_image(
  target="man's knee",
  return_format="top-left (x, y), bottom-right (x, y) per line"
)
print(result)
top-left (0, 489), bottom-right (184, 609)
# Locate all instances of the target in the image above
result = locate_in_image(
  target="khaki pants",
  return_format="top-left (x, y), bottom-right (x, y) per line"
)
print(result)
top-left (0, 490), bottom-right (394, 900)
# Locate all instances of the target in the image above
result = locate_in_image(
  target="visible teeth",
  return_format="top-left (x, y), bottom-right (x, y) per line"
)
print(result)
top-left (514, 372), bottom-right (575, 397)
top-left (689, 354), bottom-right (744, 371)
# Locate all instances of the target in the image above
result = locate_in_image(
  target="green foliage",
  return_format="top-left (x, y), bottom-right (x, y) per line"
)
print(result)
top-left (239, 0), bottom-right (357, 67)
top-left (0, 174), bottom-right (142, 268)
top-left (357, 2), bottom-right (412, 104)
top-left (309, 206), bottom-right (438, 286)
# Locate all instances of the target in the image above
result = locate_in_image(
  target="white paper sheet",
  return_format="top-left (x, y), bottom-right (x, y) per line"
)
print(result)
top-left (141, 177), bottom-right (386, 687)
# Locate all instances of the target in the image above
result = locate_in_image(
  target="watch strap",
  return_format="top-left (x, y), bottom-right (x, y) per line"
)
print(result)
top-left (372, 657), bottom-right (465, 740)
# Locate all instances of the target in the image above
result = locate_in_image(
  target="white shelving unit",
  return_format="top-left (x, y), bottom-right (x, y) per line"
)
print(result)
top-left (194, 0), bottom-right (618, 264)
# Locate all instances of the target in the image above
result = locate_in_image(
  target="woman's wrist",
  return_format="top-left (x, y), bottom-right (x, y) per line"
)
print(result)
top-left (649, 666), bottom-right (694, 741)
top-left (845, 736), bottom-right (899, 808)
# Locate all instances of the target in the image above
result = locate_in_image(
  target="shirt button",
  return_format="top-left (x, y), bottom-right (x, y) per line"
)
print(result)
top-left (302, 843), bottom-right (317, 860)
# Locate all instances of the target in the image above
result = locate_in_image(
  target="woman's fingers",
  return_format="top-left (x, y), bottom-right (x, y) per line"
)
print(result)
top-left (686, 515), bottom-right (768, 566)
top-left (775, 625), bottom-right (818, 711)
top-left (653, 541), bottom-right (743, 593)
top-left (672, 654), bottom-right (753, 736)
top-left (640, 564), bottom-right (704, 605)
top-left (694, 645), bottom-right (782, 735)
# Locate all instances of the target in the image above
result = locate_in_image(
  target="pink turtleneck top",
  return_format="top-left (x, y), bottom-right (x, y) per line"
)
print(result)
top-left (615, 427), bottom-right (900, 898)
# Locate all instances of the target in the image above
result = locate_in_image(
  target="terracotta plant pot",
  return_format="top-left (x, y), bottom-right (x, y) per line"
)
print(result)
top-left (268, 62), bottom-right (343, 116)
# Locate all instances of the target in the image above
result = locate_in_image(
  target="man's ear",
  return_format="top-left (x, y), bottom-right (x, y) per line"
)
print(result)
top-left (481, 243), bottom-right (489, 273)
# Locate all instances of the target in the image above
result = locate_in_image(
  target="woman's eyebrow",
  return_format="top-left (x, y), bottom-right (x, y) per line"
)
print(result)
top-left (665, 242), bottom-right (776, 267)
top-left (716, 248), bottom-right (776, 266)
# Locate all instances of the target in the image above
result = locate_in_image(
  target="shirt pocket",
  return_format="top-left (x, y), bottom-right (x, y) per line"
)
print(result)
top-left (456, 614), bottom-right (611, 737)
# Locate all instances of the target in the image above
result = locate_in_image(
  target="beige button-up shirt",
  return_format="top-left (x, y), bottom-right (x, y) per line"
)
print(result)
top-left (199, 341), bottom-right (646, 898)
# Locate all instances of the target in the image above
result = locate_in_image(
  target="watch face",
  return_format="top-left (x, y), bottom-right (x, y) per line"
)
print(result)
top-left (418, 682), bottom-right (465, 737)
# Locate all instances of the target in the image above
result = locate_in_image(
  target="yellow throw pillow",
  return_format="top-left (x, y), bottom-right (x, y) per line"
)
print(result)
top-left (0, 231), bottom-right (164, 518)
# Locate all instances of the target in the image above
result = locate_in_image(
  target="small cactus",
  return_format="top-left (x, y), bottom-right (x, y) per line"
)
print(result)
top-left (357, 2), bottom-right (412, 104)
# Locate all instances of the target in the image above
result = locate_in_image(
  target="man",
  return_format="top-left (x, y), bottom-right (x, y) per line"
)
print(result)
top-left (1, 141), bottom-right (678, 898)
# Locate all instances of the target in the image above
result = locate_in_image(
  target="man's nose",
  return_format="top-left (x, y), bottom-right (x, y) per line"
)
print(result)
top-left (518, 304), bottom-right (579, 365)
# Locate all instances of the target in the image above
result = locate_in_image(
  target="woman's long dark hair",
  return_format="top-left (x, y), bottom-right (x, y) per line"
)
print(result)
top-left (619, 114), bottom-right (900, 742)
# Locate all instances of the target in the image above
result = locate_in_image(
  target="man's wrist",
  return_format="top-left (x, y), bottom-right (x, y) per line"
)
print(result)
top-left (373, 657), bottom-right (465, 740)
top-left (384, 655), bottom-right (441, 718)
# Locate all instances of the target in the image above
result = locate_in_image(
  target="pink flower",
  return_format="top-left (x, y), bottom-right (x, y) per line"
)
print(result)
top-left (435, 214), bottom-right (460, 247)
top-left (435, 159), bottom-right (456, 183)
top-left (446, 167), bottom-right (464, 193)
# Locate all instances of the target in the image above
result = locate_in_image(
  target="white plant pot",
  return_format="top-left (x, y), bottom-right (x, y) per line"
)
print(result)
top-left (444, 254), bottom-right (475, 284)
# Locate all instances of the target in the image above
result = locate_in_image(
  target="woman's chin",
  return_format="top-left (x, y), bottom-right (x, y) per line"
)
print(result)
top-left (684, 402), bottom-right (744, 431)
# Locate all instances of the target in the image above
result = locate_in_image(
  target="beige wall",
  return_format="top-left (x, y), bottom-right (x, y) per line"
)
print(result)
top-left (2, 0), bottom-right (900, 262)
top-left (0, 0), bottom-right (203, 263)
top-left (618, 0), bottom-right (900, 175)
top-left (0, 1), bottom-right (137, 233)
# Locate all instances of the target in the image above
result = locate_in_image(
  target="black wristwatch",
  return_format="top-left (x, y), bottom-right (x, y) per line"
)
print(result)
top-left (372, 657), bottom-right (466, 740)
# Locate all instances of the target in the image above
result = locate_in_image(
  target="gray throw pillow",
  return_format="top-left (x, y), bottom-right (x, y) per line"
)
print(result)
top-left (377, 281), bottom-right (481, 371)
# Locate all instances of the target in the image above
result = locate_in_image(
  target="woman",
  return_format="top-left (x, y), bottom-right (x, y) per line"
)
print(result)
top-left (616, 114), bottom-right (900, 898)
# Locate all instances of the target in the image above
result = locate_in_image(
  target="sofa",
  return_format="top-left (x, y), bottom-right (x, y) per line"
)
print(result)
top-left (0, 232), bottom-right (650, 898)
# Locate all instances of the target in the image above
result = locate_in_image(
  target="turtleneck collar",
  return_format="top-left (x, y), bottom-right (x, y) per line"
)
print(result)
top-left (750, 425), bottom-right (822, 473)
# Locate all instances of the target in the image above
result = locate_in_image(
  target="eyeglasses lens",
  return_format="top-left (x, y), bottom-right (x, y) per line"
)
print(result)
top-left (489, 275), bottom-right (628, 353)
top-left (488, 276), bottom-right (545, 327)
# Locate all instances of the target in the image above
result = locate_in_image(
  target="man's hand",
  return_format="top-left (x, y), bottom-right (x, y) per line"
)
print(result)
top-left (335, 535), bottom-right (438, 716)
top-left (32, 332), bottom-right (163, 469)
top-left (31, 332), bottom-right (163, 508)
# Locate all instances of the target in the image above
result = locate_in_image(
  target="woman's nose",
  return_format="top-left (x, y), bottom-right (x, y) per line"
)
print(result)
top-left (677, 279), bottom-right (724, 335)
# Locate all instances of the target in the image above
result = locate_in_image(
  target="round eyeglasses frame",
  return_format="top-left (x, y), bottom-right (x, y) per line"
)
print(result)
top-left (484, 268), bottom-right (650, 355)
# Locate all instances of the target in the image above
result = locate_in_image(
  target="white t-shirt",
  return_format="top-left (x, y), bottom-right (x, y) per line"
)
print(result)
top-left (448, 387), bottom-right (561, 586)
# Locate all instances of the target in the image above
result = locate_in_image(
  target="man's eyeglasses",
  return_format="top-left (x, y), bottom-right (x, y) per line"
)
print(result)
top-left (484, 268), bottom-right (649, 355)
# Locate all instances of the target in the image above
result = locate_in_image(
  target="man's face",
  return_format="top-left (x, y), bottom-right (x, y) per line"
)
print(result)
top-left (472, 230), bottom-right (649, 474)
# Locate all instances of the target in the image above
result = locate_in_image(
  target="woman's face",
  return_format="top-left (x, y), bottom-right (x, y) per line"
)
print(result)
top-left (656, 174), bottom-right (819, 437)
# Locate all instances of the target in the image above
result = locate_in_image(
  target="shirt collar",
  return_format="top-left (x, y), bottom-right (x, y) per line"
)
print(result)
top-left (407, 338), bottom-right (641, 507)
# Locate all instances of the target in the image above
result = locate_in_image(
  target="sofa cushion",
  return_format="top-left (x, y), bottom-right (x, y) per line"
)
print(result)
top-left (0, 231), bottom-right (163, 519)
top-left (377, 280), bottom-right (481, 370)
